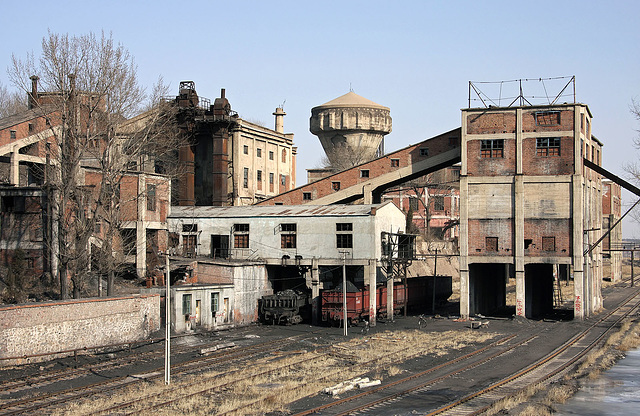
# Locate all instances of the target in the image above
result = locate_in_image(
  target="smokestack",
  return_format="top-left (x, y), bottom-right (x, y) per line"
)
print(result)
top-left (220, 88), bottom-right (225, 99)
top-left (29, 75), bottom-right (39, 109)
top-left (273, 107), bottom-right (286, 134)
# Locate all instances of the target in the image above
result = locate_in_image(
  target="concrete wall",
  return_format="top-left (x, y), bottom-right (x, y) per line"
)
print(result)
top-left (0, 294), bottom-right (159, 366)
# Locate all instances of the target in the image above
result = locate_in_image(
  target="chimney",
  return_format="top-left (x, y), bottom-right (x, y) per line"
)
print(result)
top-left (273, 107), bottom-right (286, 133)
top-left (220, 88), bottom-right (225, 99)
top-left (29, 75), bottom-right (39, 109)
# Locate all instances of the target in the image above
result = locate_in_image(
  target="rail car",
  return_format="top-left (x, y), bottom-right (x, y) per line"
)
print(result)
top-left (321, 276), bottom-right (452, 326)
top-left (260, 289), bottom-right (310, 325)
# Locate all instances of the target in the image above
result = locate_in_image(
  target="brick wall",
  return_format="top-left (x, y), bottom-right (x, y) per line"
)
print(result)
top-left (0, 294), bottom-right (159, 366)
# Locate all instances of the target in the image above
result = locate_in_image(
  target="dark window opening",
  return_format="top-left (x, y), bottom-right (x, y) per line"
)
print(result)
top-left (419, 148), bottom-right (429, 156)
top-left (243, 167), bottom-right (249, 188)
top-left (409, 197), bottom-right (419, 211)
top-left (182, 224), bottom-right (198, 232)
top-left (269, 151), bottom-right (274, 160)
top-left (336, 223), bottom-right (353, 231)
top-left (281, 223), bottom-right (297, 232)
top-left (243, 145), bottom-right (248, 155)
top-left (481, 140), bottom-right (504, 158)
top-left (182, 294), bottom-right (192, 317)
top-left (332, 181), bottom-right (341, 191)
top-left (10, 130), bottom-right (16, 140)
top-left (391, 159), bottom-right (399, 167)
top-left (121, 229), bottom-right (137, 255)
top-left (281, 234), bottom-right (296, 249)
top-left (536, 137), bottom-right (561, 157)
top-left (257, 148), bottom-right (262, 158)
top-left (234, 223), bottom-right (249, 233)
top-left (524, 239), bottom-right (533, 249)
top-left (337, 233), bottom-right (353, 249)
top-left (360, 169), bottom-right (369, 178)
top-left (1, 196), bottom-right (26, 213)
top-left (303, 192), bottom-right (312, 200)
top-left (280, 174), bottom-right (286, 186)
top-left (433, 196), bottom-right (445, 211)
top-left (147, 184), bottom-right (156, 211)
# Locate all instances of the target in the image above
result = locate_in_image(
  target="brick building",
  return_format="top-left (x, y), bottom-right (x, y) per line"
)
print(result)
top-left (173, 82), bottom-right (296, 207)
top-left (459, 103), bottom-right (603, 319)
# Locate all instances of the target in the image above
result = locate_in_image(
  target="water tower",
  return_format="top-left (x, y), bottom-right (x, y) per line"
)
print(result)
top-left (309, 92), bottom-right (392, 170)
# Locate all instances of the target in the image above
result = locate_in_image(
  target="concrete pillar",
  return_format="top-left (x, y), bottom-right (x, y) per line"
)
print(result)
top-left (573, 175), bottom-right (585, 319)
top-left (459, 173), bottom-right (470, 318)
top-left (363, 183), bottom-right (373, 204)
top-left (9, 149), bottom-right (19, 185)
top-left (386, 271), bottom-right (394, 320)
top-left (367, 259), bottom-right (377, 326)
top-left (137, 174), bottom-right (147, 278)
top-left (514, 175), bottom-right (526, 317)
top-left (311, 258), bottom-right (320, 325)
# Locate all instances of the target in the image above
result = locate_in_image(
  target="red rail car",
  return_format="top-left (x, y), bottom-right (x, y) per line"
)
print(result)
top-left (320, 277), bottom-right (451, 326)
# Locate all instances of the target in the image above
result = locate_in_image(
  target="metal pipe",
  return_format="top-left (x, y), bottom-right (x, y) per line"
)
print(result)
top-left (343, 253), bottom-right (347, 337)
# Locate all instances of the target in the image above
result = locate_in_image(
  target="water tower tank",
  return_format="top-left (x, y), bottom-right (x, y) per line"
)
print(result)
top-left (309, 92), bottom-right (391, 170)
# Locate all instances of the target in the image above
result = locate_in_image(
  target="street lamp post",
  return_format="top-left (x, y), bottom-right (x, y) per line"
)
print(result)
top-left (163, 252), bottom-right (171, 385)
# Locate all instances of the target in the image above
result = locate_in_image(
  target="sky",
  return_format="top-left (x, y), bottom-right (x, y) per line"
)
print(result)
top-left (2, 0), bottom-right (640, 236)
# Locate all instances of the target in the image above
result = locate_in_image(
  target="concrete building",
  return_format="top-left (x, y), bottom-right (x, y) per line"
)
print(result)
top-left (459, 103), bottom-right (603, 319)
top-left (602, 180), bottom-right (623, 282)
top-left (168, 202), bottom-right (409, 325)
top-left (310, 92), bottom-right (391, 172)
top-left (173, 82), bottom-right (296, 207)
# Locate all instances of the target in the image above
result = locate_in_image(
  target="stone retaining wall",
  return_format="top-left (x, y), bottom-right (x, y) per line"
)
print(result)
top-left (0, 294), bottom-right (159, 366)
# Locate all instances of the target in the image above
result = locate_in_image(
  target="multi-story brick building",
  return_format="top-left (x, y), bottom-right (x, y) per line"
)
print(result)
top-left (459, 103), bottom-right (603, 319)
top-left (173, 82), bottom-right (296, 207)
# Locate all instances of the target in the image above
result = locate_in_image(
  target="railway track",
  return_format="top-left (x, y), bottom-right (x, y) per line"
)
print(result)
top-left (291, 287), bottom-right (640, 416)
top-left (0, 329), bottom-right (317, 415)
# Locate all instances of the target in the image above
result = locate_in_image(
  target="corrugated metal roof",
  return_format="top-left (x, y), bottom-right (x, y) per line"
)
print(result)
top-left (169, 202), bottom-right (394, 219)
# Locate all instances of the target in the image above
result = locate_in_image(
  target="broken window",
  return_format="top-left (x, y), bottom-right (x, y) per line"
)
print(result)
top-left (390, 159), bottom-right (400, 167)
top-left (336, 223), bottom-right (353, 249)
top-left (182, 294), bottom-right (192, 317)
top-left (360, 169), bottom-right (369, 178)
top-left (534, 111), bottom-right (561, 126)
top-left (280, 174), bottom-right (286, 186)
top-left (481, 140), bottom-right (504, 158)
top-left (257, 170), bottom-right (262, 191)
top-left (147, 184), bottom-right (156, 211)
top-left (433, 196), bottom-right (445, 211)
top-left (485, 237), bottom-right (498, 252)
top-left (269, 173), bottom-right (274, 192)
top-left (303, 192), bottom-right (311, 200)
top-left (182, 224), bottom-right (197, 232)
top-left (281, 234), bottom-right (296, 249)
top-left (542, 236), bottom-right (556, 251)
top-left (10, 130), bottom-right (16, 140)
top-left (332, 181), bottom-right (341, 191)
top-left (211, 292), bottom-right (219, 316)
top-left (121, 229), bottom-right (137, 255)
top-left (524, 239), bottom-right (533, 249)
top-left (419, 148), bottom-right (429, 156)
top-left (536, 138), bottom-right (561, 157)
top-left (233, 223), bottom-right (249, 249)
top-left (409, 197), bottom-right (419, 211)
top-left (243, 167), bottom-right (249, 188)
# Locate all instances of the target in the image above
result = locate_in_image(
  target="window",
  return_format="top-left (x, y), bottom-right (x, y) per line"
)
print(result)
top-left (10, 130), bottom-right (16, 140)
top-left (147, 184), bottom-right (156, 211)
top-left (182, 224), bottom-right (197, 232)
top-left (303, 192), bottom-right (312, 200)
top-left (1, 196), bottom-right (25, 213)
top-left (182, 294), bottom-right (192, 317)
top-left (121, 229), bottom-right (137, 255)
top-left (337, 234), bottom-right (353, 249)
top-left (485, 237), bottom-right (498, 252)
top-left (542, 236), bottom-right (556, 251)
top-left (281, 234), bottom-right (296, 249)
top-left (257, 170), bottom-right (262, 190)
top-left (336, 223), bottom-right (353, 249)
top-left (28, 123), bottom-right (34, 133)
top-left (243, 167), bottom-right (249, 188)
top-left (269, 151), bottom-right (274, 160)
top-left (211, 292), bottom-right (219, 317)
top-left (257, 148), bottom-right (262, 158)
top-left (233, 223), bottom-right (249, 248)
top-left (536, 138), bottom-right (560, 156)
top-left (419, 148), bottom-right (429, 156)
top-left (360, 169), bottom-right (369, 178)
top-left (282, 149), bottom-right (287, 163)
top-left (409, 197), bottom-right (419, 211)
top-left (269, 173), bottom-right (274, 192)
top-left (280, 174), bottom-right (286, 186)
top-left (243, 145), bottom-right (248, 155)
top-left (534, 111), bottom-right (560, 126)
top-left (433, 196), bottom-right (445, 211)
top-left (481, 140), bottom-right (504, 158)
top-left (391, 159), bottom-right (399, 167)
top-left (332, 181), bottom-right (341, 191)
top-left (524, 239), bottom-right (533, 249)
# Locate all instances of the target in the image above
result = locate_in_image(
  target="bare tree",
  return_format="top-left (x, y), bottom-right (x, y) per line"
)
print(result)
top-left (625, 99), bottom-right (640, 226)
top-left (0, 81), bottom-right (27, 118)
top-left (8, 31), bottom-right (184, 298)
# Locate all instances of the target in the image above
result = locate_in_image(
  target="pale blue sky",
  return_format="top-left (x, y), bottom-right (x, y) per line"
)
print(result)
top-left (2, 0), bottom-right (640, 236)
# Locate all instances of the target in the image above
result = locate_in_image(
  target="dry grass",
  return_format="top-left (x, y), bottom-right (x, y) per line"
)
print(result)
top-left (52, 329), bottom-right (497, 415)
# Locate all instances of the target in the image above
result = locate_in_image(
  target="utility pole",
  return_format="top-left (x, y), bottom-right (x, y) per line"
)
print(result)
top-left (342, 251), bottom-right (348, 337)
top-left (164, 252), bottom-right (171, 385)
top-left (432, 248), bottom-right (438, 315)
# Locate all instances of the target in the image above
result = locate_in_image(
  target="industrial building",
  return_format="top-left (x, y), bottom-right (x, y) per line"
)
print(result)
top-left (167, 202), bottom-right (411, 326)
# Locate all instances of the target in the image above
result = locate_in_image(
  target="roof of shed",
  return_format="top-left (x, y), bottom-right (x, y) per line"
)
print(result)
top-left (169, 202), bottom-right (397, 219)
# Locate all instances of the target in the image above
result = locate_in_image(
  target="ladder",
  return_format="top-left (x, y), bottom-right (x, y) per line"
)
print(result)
top-left (553, 276), bottom-right (563, 307)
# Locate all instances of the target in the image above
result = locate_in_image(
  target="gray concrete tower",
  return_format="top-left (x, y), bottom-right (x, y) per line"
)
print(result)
top-left (310, 92), bottom-right (392, 170)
